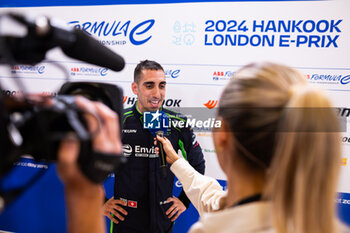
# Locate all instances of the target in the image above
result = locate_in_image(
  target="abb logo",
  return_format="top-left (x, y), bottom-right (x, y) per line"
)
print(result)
top-left (213, 71), bottom-right (224, 76)
top-left (71, 68), bottom-right (80, 72)
top-left (204, 100), bottom-right (218, 109)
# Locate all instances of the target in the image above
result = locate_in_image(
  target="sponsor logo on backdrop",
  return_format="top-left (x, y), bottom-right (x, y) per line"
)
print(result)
top-left (11, 65), bottom-right (45, 75)
top-left (341, 158), bottom-right (347, 166)
top-left (338, 108), bottom-right (350, 117)
top-left (2, 90), bottom-right (56, 97)
top-left (162, 99), bottom-right (182, 107)
top-left (123, 96), bottom-right (182, 107)
top-left (165, 69), bottom-right (181, 79)
top-left (342, 137), bottom-right (350, 144)
top-left (306, 74), bottom-right (350, 85)
top-left (2, 89), bottom-right (24, 97)
top-left (172, 21), bottom-right (197, 46)
top-left (70, 67), bottom-right (108, 77)
top-left (212, 71), bottom-right (234, 81)
top-left (336, 198), bottom-right (350, 205)
top-left (197, 132), bottom-right (212, 137)
top-left (14, 161), bottom-right (48, 169)
top-left (123, 96), bottom-right (128, 104)
top-left (203, 148), bottom-right (216, 153)
top-left (204, 19), bottom-right (341, 48)
top-left (69, 19), bottom-right (155, 46)
top-left (204, 100), bottom-right (218, 109)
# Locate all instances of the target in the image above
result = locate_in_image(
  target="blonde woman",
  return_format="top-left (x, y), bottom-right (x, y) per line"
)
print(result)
top-left (156, 62), bottom-right (345, 233)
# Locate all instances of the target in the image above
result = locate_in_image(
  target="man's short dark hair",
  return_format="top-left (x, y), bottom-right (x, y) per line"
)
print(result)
top-left (134, 60), bottom-right (164, 83)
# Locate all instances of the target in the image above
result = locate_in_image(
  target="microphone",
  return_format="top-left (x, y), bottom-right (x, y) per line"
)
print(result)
top-left (156, 130), bottom-right (167, 178)
top-left (2, 13), bottom-right (125, 71)
top-left (146, 110), bottom-right (169, 178)
top-left (61, 29), bottom-right (125, 72)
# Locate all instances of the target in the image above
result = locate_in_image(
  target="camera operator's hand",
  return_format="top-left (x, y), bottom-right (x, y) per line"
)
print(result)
top-left (57, 96), bottom-right (122, 233)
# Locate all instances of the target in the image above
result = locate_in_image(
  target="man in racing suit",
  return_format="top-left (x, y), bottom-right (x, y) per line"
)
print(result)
top-left (103, 60), bottom-right (205, 233)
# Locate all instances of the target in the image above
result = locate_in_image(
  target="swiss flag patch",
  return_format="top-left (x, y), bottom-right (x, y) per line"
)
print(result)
top-left (128, 200), bottom-right (138, 208)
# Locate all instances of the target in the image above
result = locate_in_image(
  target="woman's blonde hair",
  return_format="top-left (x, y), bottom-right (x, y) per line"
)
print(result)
top-left (217, 62), bottom-right (341, 233)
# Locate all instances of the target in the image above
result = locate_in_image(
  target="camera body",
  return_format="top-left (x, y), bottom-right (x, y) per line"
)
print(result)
top-left (1, 82), bottom-right (126, 183)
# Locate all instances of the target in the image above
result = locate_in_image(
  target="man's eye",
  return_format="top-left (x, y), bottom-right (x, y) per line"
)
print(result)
top-left (146, 85), bottom-right (153, 89)
top-left (160, 84), bottom-right (166, 89)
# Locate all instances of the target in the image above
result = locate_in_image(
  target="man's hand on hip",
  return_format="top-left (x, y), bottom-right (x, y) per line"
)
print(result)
top-left (103, 197), bottom-right (128, 224)
top-left (166, 196), bottom-right (186, 222)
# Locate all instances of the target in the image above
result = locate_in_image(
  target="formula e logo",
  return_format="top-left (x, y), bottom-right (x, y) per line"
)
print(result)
top-left (165, 69), bottom-right (180, 79)
top-left (11, 65), bottom-right (45, 74)
top-left (341, 75), bottom-right (350, 85)
top-left (342, 137), bottom-right (350, 144)
top-left (70, 67), bottom-right (108, 77)
top-left (204, 100), bottom-right (218, 109)
top-left (123, 144), bottom-right (132, 157)
top-left (306, 74), bottom-right (350, 85)
top-left (68, 19), bottom-right (155, 46)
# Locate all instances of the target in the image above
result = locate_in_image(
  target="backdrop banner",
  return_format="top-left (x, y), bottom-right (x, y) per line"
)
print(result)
top-left (0, 1), bottom-right (349, 232)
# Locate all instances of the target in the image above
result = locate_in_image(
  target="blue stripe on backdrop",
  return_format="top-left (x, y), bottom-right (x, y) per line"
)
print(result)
top-left (0, 0), bottom-right (324, 8)
top-left (337, 192), bottom-right (350, 227)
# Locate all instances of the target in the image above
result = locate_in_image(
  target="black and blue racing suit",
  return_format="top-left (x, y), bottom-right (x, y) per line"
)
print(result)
top-left (111, 103), bottom-right (205, 233)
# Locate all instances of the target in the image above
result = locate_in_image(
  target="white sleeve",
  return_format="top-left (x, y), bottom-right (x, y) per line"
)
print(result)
top-left (170, 158), bottom-right (226, 216)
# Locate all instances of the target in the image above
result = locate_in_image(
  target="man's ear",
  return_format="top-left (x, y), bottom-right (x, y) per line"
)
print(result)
top-left (131, 82), bottom-right (138, 95)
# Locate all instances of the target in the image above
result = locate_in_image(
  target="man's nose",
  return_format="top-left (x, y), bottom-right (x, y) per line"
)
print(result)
top-left (152, 87), bottom-right (161, 98)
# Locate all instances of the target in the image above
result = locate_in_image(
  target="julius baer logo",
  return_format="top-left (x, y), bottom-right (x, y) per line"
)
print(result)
top-left (68, 19), bottom-right (155, 46)
top-left (143, 110), bottom-right (222, 131)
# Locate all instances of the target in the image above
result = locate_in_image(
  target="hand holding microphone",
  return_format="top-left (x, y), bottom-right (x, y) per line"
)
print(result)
top-left (155, 131), bottom-right (167, 178)
top-left (154, 135), bottom-right (181, 166)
